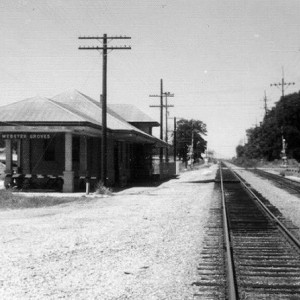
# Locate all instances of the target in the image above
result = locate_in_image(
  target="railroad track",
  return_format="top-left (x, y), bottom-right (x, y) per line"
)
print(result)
top-left (251, 168), bottom-right (300, 195)
top-left (193, 163), bottom-right (300, 299)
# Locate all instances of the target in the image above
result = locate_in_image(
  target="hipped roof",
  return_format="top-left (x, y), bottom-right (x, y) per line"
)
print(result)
top-left (109, 104), bottom-right (159, 126)
top-left (0, 89), bottom-right (166, 146)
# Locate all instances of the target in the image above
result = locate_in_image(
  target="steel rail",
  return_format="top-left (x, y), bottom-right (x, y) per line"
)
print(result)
top-left (253, 169), bottom-right (300, 193)
top-left (228, 164), bottom-right (300, 250)
top-left (219, 163), bottom-right (238, 300)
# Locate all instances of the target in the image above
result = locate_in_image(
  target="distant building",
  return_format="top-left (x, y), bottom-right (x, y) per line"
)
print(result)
top-left (0, 90), bottom-right (166, 192)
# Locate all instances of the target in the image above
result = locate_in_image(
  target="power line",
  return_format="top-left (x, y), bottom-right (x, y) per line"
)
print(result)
top-left (78, 34), bottom-right (131, 186)
top-left (79, 35), bottom-right (131, 40)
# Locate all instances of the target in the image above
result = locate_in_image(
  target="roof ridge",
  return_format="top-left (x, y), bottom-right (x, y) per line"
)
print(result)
top-left (47, 98), bottom-right (87, 122)
top-left (0, 96), bottom-right (48, 109)
top-left (51, 90), bottom-right (158, 134)
top-left (53, 99), bottom-right (102, 125)
top-left (76, 91), bottom-right (132, 124)
top-left (77, 91), bottom-right (100, 108)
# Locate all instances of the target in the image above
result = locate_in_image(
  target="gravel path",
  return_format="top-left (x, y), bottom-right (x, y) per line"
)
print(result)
top-left (0, 164), bottom-right (218, 300)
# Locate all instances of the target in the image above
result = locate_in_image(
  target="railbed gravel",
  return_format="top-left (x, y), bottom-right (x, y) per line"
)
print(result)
top-left (228, 163), bottom-right (300, 237)
top-left (0, 165), bottom-right (218, 300)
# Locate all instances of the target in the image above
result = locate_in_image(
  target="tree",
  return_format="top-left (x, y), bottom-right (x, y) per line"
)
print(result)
top-left (236, 145), bottom-right (245, 158)
top-left (173, 118), bottom-right (207, 162)
top-left (239, 91), bottom-right (300, 161)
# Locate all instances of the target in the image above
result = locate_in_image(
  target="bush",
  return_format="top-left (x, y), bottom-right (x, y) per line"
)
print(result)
top-left (94, 181), bottom-right (112, 195)
top-left (231, 157), bottom-right (258, 168)
top-left (279, 170), bottom-right (286, 177)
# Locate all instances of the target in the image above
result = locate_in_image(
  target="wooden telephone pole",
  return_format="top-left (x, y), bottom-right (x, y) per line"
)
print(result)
top-left (263, 90), bottom-right (268, 116)
top-left (173, 117), bottom-right (177, 162)
top-left (270, 67), bottom-right (295, 167)
top-left (164, 92), bottom-right (174, 162)
top-left (149, 80), bottom-right (174, 162)
top-left (270, 67), bottom-right (295, 98)
top-left (149, 79), bottom-right (164, 163)
top-left (78, 34), bottom-right (131, 185)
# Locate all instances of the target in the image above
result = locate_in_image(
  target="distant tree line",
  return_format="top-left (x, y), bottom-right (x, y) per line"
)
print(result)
top-left (236, 91), bottom-right (300, 161)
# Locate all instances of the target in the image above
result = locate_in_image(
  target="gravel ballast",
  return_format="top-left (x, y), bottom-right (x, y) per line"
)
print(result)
top-left (229, 164), bottom-right (300, 235)
top-left (0, 165), bottom-right (218, 299)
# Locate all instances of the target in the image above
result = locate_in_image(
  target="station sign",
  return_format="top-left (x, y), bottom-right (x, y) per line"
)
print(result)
top-left (0, 133), bottom-right (52, 140)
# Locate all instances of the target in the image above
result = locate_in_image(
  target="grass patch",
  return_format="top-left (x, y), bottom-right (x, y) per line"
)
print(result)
top-left (0, 189), bottom-right (79, 210)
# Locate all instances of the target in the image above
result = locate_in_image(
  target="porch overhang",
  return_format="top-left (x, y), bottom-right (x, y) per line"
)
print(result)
top-left (0, 125), bottom-right (103, 138)
top-left (0, 123), bottom-right (167, 147)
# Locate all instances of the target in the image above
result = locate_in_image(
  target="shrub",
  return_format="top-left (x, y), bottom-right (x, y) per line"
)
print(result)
top-left (94, 181), bottom-right (112, 195)
top-left (231, 157), bottom-right (258, 168)
top-left (279, 170), bottom-right (286, 177)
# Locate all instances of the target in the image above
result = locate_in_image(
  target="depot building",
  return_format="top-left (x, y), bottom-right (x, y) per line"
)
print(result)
top-left (0, 90), bottom-right (167, 192)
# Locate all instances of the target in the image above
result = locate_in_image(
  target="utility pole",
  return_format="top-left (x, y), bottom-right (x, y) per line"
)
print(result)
top-left (270, 67), bottom-right (295, 167)
top-left (173, 117), bottom-right (177, 162)
top-left (149, 79), bottom-right (164, 163)
top-left (270, 66), bottom-right (295, 98)
top-left (263, 90), bottom-right (268, 116)
top-left (164, 92), bottom-right (174, 162)
top-left (150, 84), bottom-right (174, 162)
top-left (167, 115), bottom-right (177, 162)
top-left (191, 124), bottom-right (194, 162)
top-left (78, 34), bottom-right (131, 185)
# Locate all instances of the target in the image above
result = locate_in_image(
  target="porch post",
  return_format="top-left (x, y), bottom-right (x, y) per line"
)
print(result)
top-left (79, 136), bottom-right (88, 174)
top-left (63, 132), bottom-right (74, 192)
top-left (22, 138), bottom-right (31, 174)
top-left (17, 140), bottom-right (22, 171)
top-left (5, 139), bottom-right (13, 174)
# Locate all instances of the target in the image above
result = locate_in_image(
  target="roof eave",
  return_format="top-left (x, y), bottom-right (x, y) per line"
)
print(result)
top-left (129, 121), bottom-right (160, 127)
top-left (113, 130), bottom-right (168, 147)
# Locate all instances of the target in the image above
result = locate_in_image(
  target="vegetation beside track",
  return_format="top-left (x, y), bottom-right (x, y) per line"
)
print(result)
top-left (236, 91), bottom-right (300, 161)
top-left (231, 157), bottom-right (299, 169)
top-left (0, 189), bottom-right (83, 210)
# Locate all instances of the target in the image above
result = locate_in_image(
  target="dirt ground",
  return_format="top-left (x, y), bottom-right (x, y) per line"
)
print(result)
top-left (0, 164), bottom-right (218, 300)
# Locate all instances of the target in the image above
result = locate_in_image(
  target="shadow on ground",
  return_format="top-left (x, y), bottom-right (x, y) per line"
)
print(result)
top-left (181, 179), bottom-right (216, 184)
top-left (112, 176), bottom-right (179, 193)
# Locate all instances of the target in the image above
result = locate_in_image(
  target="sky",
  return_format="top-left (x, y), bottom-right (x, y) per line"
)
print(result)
top-left (1, 0), bottom-right (300, 158)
